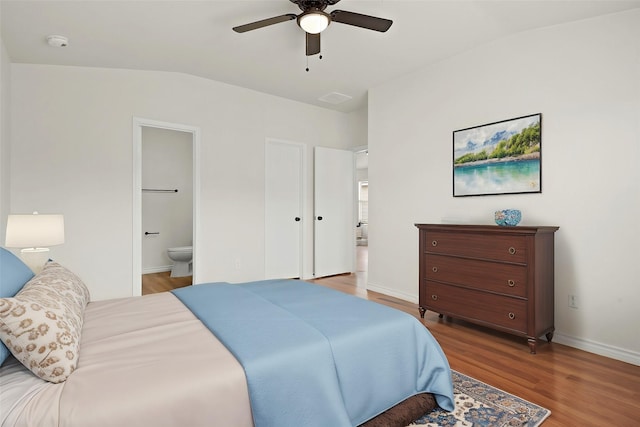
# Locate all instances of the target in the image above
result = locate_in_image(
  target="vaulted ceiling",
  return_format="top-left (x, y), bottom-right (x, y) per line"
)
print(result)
top-left (2, 1), bottom-right (639, 112)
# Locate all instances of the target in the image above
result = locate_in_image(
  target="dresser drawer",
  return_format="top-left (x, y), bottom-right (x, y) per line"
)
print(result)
top-left (425, 254), bottom-right (527, 298)
top-left (424, 282), bottom-right (527, 333)
top-left (425, 231), bottom-right (527, 263)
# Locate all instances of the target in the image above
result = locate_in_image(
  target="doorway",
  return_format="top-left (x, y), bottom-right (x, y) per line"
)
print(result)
top-left (132, 118), bottom-right (201, 296)
top-left (355, 148), bottom-right (368, 287)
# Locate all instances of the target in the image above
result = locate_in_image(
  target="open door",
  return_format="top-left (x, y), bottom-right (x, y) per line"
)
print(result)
top-left (314, 146), bottom-right (355, 278)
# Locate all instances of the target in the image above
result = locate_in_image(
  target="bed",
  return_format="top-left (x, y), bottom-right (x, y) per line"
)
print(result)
top-left (0, 248), bottom-right (454, 427)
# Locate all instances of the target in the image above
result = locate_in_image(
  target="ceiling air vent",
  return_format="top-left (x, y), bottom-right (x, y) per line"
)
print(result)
top-left (318, 92), bottom-right (352, 105)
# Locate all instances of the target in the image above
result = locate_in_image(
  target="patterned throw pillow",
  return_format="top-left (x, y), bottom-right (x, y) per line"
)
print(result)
top-left (0, 261), bottom-right (90, 382)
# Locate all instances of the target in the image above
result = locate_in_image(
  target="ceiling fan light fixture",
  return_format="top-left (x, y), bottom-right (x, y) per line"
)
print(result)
top-left (298, 10), bottom-right (330, 34)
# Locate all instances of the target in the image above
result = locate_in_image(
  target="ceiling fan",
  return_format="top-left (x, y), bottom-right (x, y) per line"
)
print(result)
top-left (233, 0), bottom-right (393, 57)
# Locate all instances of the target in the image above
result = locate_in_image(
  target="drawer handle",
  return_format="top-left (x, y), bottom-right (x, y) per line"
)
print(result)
top-left (431, 240), bottom-right (438, 247)
top-left (508, 279), bottom-right (515, 287)
top-left (431, 294), bottom-right (438, 301)
top-left (508, 312), bottom-right (516, 320)
top-left (508, 247), bottom-right (517, 255)
top-left (432, 266), bottom-right (438, 273)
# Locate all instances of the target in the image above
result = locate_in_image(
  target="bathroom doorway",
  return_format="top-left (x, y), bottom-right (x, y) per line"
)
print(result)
top-left (132, 118), bottom-right (200, 296)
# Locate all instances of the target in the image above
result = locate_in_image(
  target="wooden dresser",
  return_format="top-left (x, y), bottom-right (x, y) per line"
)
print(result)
top-left (415, 224), bottom-right (559, 353)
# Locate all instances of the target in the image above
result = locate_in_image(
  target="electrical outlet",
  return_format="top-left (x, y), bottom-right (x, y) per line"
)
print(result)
top-left (568, 294), bottom-right (579, 309)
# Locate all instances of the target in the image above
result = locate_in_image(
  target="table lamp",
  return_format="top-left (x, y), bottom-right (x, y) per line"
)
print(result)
top-left (5, 212), bottom-right (65, 273)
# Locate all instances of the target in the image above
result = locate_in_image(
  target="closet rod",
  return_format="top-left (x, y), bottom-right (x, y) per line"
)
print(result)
top-left (142, 188), bottom-right (178, 193)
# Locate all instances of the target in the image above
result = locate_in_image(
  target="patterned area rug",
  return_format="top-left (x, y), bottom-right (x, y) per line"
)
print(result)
top-left (408, 370), bottom-right (551, 427)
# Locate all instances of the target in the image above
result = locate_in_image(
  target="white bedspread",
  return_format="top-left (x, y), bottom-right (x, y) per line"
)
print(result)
top-left (0, 292), bottom-right (253, 427)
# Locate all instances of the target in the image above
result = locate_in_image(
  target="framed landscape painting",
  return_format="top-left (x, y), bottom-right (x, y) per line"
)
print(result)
top-left (453, 113), bottom-right (542, 197)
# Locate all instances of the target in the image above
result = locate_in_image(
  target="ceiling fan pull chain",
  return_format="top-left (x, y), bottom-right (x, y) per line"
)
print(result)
top-left (305, 54), bottom-right (323, 72)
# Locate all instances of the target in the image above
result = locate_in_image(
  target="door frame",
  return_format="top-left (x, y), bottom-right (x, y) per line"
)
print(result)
top-left (132, 117), bottom-right (201, 296)
top-left (353, 145), bottom-right (368, 245)
top-left (264, 138), bottom-right (307, 280)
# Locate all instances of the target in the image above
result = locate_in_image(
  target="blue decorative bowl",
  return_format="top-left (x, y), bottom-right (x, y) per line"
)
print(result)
top-left (495, 209), bottom-right (521, 226)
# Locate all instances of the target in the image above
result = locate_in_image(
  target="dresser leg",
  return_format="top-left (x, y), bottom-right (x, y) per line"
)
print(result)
top-left (419, 306), bottom-right (426, 318)
top-left (527, 338), bottom-right (537, 354)
top-left (546, 331), bottom-right (554, 342)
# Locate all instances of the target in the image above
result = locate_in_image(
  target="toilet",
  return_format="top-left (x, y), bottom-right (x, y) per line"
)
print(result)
top-left (167, 246), bottom-right (193, 277)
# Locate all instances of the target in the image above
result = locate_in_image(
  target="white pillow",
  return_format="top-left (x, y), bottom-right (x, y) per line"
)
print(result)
top-left (0, 261), bottom-right (90, 383)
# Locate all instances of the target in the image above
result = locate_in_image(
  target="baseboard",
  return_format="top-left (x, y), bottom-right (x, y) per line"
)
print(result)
top-left (366, 282), bottom-right (418, 304)
top-left (364, 283), bottom-right (639, 366)
top-left (142, 266), bottom-right (172, 275)
top-left (553, 332), bottom-right (640, 366)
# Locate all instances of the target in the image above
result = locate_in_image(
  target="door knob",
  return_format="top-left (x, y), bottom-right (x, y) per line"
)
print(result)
top-left (317, 216), bottom-right (323, 220)
top-left (294, 217), bottom-right (301, 221)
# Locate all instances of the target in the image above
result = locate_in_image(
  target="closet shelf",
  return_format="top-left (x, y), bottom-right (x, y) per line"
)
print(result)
top-left (142, 189), bottom-right (178, 193)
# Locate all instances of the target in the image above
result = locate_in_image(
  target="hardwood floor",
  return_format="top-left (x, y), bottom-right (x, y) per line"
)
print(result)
top-left (309, 274), bottom-right (640, 427)
top-left (142, 264), bottom-right (640, 426)
top-left (142, 271), bottom-right (191, 295)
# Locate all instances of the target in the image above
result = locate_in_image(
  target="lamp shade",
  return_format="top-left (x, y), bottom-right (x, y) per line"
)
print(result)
top-left (5, 214), bottom-right (65, 248)
top-left (298, 11), bottom-right (330, 34)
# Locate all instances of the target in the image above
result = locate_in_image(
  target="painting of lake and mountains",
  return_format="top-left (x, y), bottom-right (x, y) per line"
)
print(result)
top-left (453, 113), bottom-right (541, 197)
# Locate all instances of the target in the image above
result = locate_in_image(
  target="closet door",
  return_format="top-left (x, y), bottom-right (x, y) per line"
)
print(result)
top-left (265, 140), bottom-right (304, 279)
top-left (314, 146), bottom-right (355, 278)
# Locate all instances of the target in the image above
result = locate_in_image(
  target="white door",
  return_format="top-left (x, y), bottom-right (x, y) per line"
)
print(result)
top-left (314, 146), bottom-right (355, 277)
top-left (265, 140), bottom-right (304, 279)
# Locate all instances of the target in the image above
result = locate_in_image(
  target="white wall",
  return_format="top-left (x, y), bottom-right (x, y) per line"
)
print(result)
top-left (0, 30), bottom-right (10, 243)
top-left (9, 65), bottom-right (359, 300)
top-left (368, 10), bottom-right (640, 364)
top-left (347, 105), bottom-right (368, 148)
top-left (141, 127), bottom-right (193, 272)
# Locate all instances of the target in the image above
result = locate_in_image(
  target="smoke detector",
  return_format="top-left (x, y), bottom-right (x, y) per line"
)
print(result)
top-left (46, 35), bottom-right (69, 47)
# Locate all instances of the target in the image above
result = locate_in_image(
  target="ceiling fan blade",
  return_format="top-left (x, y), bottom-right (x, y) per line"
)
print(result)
top-left (233, 14), bottom-right (297, 33)
top-left (306, 32), bottom-right (321, 56)
top-left (330, 10), bottom-right (392, 32)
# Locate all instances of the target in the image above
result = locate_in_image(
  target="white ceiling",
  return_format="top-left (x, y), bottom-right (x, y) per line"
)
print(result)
top-left (2, 0), bottom-right (640, 113)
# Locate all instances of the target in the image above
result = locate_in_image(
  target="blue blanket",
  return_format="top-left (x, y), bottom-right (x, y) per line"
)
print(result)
top-left (172, 279), bottom-right (454, 427)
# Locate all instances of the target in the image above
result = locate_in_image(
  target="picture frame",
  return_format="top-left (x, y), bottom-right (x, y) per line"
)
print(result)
top-left (453, 113), bottom-right (542, 197)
